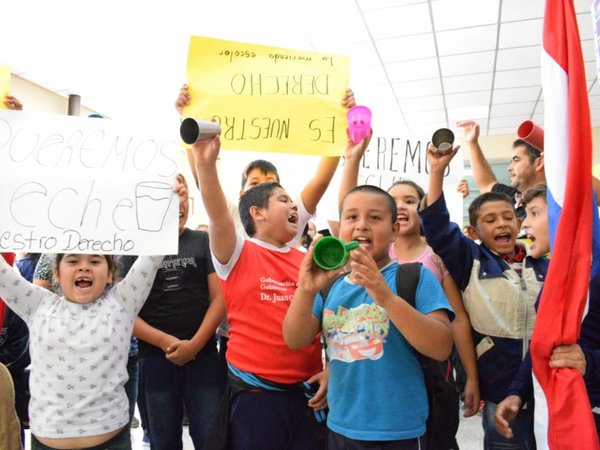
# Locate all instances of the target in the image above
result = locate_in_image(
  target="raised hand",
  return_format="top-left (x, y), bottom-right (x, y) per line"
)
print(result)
top-left (3, 96), bottom-right (22, 110)
top-left (427, 143), bottom-right (460, 173)
top-left (191, 129), bottom-right (221, 168)
top-left (342, 88), bottom-right (356, 109)
top-left (175, 84), bottom-right (191, 116)
top-left (457, 120), bottom-right (480, 144)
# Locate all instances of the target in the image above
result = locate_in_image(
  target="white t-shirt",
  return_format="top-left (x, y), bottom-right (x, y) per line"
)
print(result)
top-left (0, 255), bottom-right (164, 438)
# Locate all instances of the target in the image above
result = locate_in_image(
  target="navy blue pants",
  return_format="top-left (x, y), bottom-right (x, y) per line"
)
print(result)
top-left (228, 389), bottom-right (322, 450)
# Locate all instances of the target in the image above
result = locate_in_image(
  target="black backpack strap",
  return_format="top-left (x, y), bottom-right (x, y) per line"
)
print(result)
top-left (394, 262), bottom-right (422, 307)
top-left (396, 262), bottom-right (459, 449)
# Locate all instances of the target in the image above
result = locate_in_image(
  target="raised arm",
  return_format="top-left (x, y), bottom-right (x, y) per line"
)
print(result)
top-left (173, 84), bottom-right (200, 187)
top-left (457, 120), bottom-right (497, 193)
top-left (115, 255), bottom-right (165, 315)
top-left (337, 130), bottom-right (372, 209)
top-left (301, 89), bottom-right (356, 214)
top-left (0, 254), bottom-right (51, 321)
top-left (426, 143), bottom-right (460, 206)
top-left (192, 133), bottom-right (237, 264)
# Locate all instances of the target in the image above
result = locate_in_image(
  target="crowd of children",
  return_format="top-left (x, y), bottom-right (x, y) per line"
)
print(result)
top-left (1, 84), bottom-right (599, 450)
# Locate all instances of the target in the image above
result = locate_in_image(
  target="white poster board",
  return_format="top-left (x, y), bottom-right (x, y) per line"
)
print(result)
top-left (213, 134), bottom-right (464, 228)
top-left (0, 110), bottom-right (180, 255)
top-left (352, 135), bottom-right (464, 226)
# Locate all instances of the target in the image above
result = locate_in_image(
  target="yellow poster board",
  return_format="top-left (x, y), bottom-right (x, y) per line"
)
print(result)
top-left (185, 36), bottom-right (350, 156)
top-left (0, 64), bottom-right (10, 109)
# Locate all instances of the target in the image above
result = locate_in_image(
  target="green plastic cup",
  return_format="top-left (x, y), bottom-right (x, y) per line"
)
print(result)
top-left (313, 236), bottom-right (359, 270)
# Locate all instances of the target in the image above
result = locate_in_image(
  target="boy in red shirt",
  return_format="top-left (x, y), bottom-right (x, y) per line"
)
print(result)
top-left (193, 131), bottom-right (330, 450)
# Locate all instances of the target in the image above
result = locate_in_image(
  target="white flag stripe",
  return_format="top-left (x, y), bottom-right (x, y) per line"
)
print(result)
top-left (533, 373), bottom-right (550, 450)
top-left (541, 49), bottom-right (568, 208)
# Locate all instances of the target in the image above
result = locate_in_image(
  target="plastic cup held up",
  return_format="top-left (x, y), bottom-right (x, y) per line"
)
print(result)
top-left (347, 105), bottom-right (372, 144)
top-left (313, 236), bottom-right (359, 270)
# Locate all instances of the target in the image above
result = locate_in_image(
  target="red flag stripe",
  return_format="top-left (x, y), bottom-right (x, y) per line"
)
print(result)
top-left (531, 0), bottom-right (598, 448)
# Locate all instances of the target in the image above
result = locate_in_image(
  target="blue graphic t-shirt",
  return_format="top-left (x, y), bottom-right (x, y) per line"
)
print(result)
top-left (313, 263), bottom-right (453, 441)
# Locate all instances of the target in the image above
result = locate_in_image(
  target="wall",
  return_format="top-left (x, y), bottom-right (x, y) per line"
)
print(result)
top-left (478, 128), bottom-right (600, 164)
top-left (10, 75), bottom-right (99, 117)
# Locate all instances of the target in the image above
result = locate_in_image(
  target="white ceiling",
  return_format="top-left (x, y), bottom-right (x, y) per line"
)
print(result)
top-left (2, 0), bottom-right (599, 138)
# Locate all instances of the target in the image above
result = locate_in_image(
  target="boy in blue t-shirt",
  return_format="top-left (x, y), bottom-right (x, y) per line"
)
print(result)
top-left (283, 185), bottom-right (454, 449)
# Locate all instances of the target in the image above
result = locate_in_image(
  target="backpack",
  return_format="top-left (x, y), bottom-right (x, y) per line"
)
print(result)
top-left (321, 262), bottom-right (460, 450)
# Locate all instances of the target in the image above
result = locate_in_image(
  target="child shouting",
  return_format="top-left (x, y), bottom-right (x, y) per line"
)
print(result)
top-left (283, 185), bottom-right (454, 449)
top-left (420, 143), bottom-right (548, 448)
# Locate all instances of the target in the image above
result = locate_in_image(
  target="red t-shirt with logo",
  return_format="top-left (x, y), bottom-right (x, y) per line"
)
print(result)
top-left (221, 241), bottom-right (322, 384)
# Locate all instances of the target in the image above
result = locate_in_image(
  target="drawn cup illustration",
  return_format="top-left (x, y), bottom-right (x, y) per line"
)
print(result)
top-left (135, 181), bottom-right (173, 232)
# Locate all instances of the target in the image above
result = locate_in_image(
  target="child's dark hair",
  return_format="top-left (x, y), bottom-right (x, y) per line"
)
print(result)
top-left (513, 138), bottom-right (542, 161)
top-left (299, 223), bottom-right (313, 250)
top-left (239, 182), bottom-right (283, 237)
top-left (387, 179), bottom-right (426, 201)
top-left (241, 160), bottom-right (280, 189)
top-left (55, 254), bottom-right (119, 284)
top-left (468, 191), bottom-right (515, 226)
top-left (340, 185), bottom-right (397, 224)
top-left (521, 183), bottom-right (547, 207)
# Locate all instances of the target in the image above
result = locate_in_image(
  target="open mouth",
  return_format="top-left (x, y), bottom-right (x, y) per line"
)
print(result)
top-left (495, 233), bottom-right (512, 244)
top-left (397, 213), bottom-right (409, 223)
top-left (527, 234), bottom-right (536, 243)
top-left (75, 277), bottom-right (93, 288)
top-left (354, 236), bottom-right (371, 245)
top-left (288, 213), bottom-right (298, 224)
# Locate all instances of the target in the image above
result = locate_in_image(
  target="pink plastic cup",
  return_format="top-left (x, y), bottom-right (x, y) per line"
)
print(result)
top-left (347, 105), bottom-right (372, 144)
top-left (517, 120), bottom-right (544, 152)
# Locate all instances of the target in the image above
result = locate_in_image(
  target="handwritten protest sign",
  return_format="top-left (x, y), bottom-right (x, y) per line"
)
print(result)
top-left (216, 134), bottom-right (465, 227)
top-left (0, 64), bottom-right (10, 109)
top-left (0, 110), bottom-right (180, 255)
top-left (185, 36), bottom-right (350, 156)
top-left (351, 135), bottom-right (464, 225)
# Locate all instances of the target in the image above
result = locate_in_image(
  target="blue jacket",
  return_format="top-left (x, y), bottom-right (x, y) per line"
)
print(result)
top-left (508, 271), bottom-right (600, 409)
top-left (420, 194), bottom-right (549, 403)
